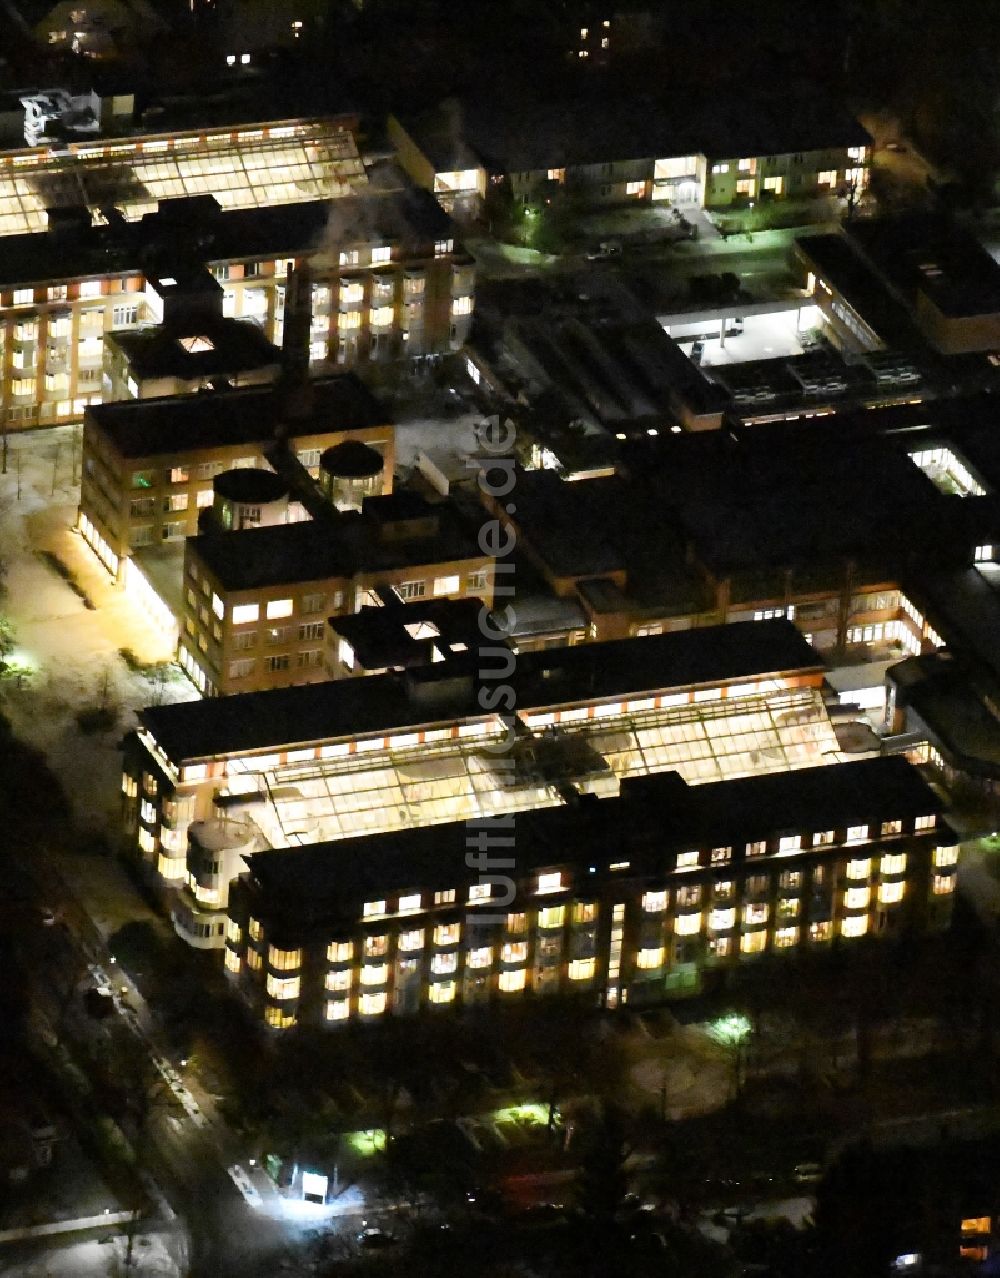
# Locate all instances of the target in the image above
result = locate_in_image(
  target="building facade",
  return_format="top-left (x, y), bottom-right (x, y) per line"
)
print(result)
top-left (119, 621), bottom-right (848, 946)
top-left (0, 124), bottom-right (474, 433)
top-left (78, 375), bottom-right (394, 580)
top-left (220, 757), bottom-right (957, 1030)
top-left (179, 497), bottom-right (496, 696)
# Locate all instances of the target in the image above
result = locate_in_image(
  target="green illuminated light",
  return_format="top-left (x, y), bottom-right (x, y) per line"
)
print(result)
top-left (347, 1128), bottom-right (386, 1156)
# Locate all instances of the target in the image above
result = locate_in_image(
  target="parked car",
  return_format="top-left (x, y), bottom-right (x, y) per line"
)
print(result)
top-left (793, 1161), bottom-right (823, 1186)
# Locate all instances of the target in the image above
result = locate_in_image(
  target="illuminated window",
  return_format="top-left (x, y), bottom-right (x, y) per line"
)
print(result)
top-left (711, 846), bottom-right (731, 864)
top-left (841, 915), bottom-right (868, 938)
top-left (432, 952), bottom-right (458, 975)
top-left (399, 929), bottom-right (424, 952)
top-left (934, 846), bottom-right (958, 868)
top-left (763, 175), bottom-right (783, 194)
top-left (360, 964), bottom-right (388, 986)
top-left (468, 883), bottom-right (492, 904)
top-left (675, 912), bottom-right (701, 936)
top-left (778, 835), bottom-right (801, 854)
top-left (12, 288), bottom-right (32, 305)
top-left (502, 941), bottom-right (527, 964)
top-left (370, 306), bottom-right (394, 327)
top-left (360, 992), bottom-right (387, 1015)
top-left (265, 974), bottom-right (300, 1000)
top-left (248, 917), bottom-right (263, 942)
top-left (847, 858), bottom-right (871, 880)
top-left (741, 931), bottom-right (767, 955)
top-left (398, 893), bottom-right (421, 915)
top-left (676, 850), bottom-right (700, 871)
top-left (325, 969), bottom-right (351, 991)
top-left (232, 603), bottom-right (259, 626)
top-left (642, 890), bottom-right (667, 913)
top-left (247, 948), bottom-right (262, 970)
top-left (878, 881), bottom-right (905, 905)
top-left (810, 921), bottom-right (832, 942)
top-left (933, 874), bottom-right (955, 895)
top-left (434, 922), bottom-right (461, 946)
top-left (881, 820), bottom-right (902, 837)
top-left (429, 980), bottom-right (456, 1003)
top-left (846, 825), bottom-right (868, 845)
top-left (736, 179), bottom-right (755, 196)
top-left (268, 946), bottom-right (301, 971)
top-left (499, 969), bottom-right (526, 993)
top-left (264, 1006), bottom-right (296, 1029)
top-left (817, 169), bottom-right (838, 186)
top-left (364, 935), bottom-right (388, 958)
top-left (434, 889), bottom-right (456, 906)
top-left (372, 246), bottom-right (391, 265)
top-left (625, 180), bottom-right (645, 196)
top-left (224, 949), bottom-right (241, 974)
top-left (915, 814), bottom-right (937, 831)
top-left (775, 927), bottom-right (798, 948)
top-left (226, 918), bottom-right (241, 944)
top-left (711, 163), bottom-right (730, 174)
top-left (327, 940), bottom-right (353, 963)
top-left (537, 871), bottom-right (563, 895)
top-left (747, 841), bottom-right (767, 857)
top-left (467, 947), bottom-right (492, 969)
top-left (363, 900), bottom-right (386, 919)
top-left (813, 830), bottom-right (835, 846)
top-left (573, 902), bottom-right (597, 924)
top-left (636, 946), bottom-right (664, 970)
top-left (880, 853), bottom-right (907, 876)
top-left (710, 907), bottom-right (736, 931)
top-left (507, 912), bottom-right (527, 934)
top-left (266, 598), bottom-right (293, 620)
top-left (845, 886), bottom-right (870, 910)
top-left (326, 999), bottom-right (350, 1021)
top-left (538, 905), bottom-right (565, 930)
top-left (569, 958), bottom-right (595, 980)
top-left (962, 1218), bottom-right (992, 1235)
top-left (744, 903), bottom-right (769, 926)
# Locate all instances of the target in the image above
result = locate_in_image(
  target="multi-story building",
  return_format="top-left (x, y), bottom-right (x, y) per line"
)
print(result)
top-left (797, 215), bottom-right (1000, 356)
top-left (0, 122), bottom-right (474, 433)
top-left (478, 412), bottom-right (1000, 658)
top-left (179, 493), bottom-right (495, 696)
top-left (390, 93), bottom-right (869, 216)
top-left (220, 756), bottom-right (957, 1029)
top-left (120, 619), bottom-right (849, 944)
top-left (78, 373), bottom-right (394, 579)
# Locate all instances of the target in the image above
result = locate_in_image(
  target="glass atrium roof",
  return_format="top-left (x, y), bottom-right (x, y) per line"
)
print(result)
top-left (219, 685), bottom-right (843, 849)
top-left (0, 119), bottom-right (367, 238)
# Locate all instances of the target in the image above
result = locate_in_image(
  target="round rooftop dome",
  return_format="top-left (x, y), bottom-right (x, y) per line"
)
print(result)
top-left (320, 440), bottom-right (384, 480)
top-left (213, 468), bottom-right (289, 505)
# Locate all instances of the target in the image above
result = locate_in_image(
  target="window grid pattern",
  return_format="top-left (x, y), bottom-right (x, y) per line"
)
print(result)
top-left (218, 687), bottom-right (841, 849)
top-left (0, 120), bottom-right (366, 238)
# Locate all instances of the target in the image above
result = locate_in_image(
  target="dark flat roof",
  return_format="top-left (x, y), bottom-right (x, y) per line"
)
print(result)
top-left (139, 618), bottom-right (821, 763)
top-left (107, 318), bottom-right (280, 380)
top-left (0, 187), bottom-right (456, 288)
top-left (239, 757), bottom-right (943, 928)
top-left (409, 92), bottom-right (869, 174)
top-left (795, 233), bottom-right (923, 349)
top-left (86, 373), bottom-right (388, 459)
top-left (848, 216), bottom-right (1000, 320)
top-left (329, 599), bottom-right (485, 670)
top-left (189, 504), bottom-right (482, 591)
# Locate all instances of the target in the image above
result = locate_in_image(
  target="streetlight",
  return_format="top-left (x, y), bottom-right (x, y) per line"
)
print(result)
top-left (707, 1013), bottom-right (752, 1099)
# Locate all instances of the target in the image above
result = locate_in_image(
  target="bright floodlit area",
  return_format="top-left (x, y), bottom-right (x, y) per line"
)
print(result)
top-left (0, 424), bottom-right (197, 833)
top-left (667, 306), bottom-right (821, 367)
